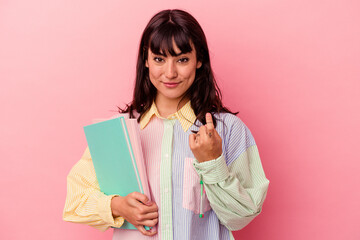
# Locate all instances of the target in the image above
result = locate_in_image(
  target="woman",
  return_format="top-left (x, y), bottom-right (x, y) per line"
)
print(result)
top-left (63, 9), bottom-right (269, 240)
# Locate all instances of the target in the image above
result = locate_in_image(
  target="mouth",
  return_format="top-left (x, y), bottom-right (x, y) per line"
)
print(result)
top-left (162, 82), bottom-right (181, 88)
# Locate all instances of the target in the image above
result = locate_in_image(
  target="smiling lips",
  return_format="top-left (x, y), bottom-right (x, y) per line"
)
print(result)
top-left (163, 82), bottom-right (180, 88)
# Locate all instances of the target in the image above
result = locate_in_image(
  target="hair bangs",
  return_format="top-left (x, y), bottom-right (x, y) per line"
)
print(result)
top-left (149, 23), bottom-right (193, 57)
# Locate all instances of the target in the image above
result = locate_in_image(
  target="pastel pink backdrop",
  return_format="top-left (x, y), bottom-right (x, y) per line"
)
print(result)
top-left (1, 0), bottom-right (359, 239)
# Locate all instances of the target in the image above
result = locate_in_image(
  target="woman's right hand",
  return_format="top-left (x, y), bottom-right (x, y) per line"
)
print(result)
top-left (111, 192), bottom-right (158, 236)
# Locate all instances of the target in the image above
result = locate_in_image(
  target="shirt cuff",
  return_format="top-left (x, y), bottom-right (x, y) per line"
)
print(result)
top-left (97, 194), bottom-right (124, 228)
top-left (193, 154), bottom-right (230, 184)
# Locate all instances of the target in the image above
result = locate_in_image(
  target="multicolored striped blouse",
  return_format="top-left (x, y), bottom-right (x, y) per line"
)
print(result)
top-left (63, 100), bottom-right (270, 240)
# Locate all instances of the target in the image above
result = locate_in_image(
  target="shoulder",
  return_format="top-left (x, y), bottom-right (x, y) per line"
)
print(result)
top-left (214, 113), bottom-right (257, 165)
top-left (91, 111), bottom-right (140, 124)
top-left (213, 112), bottom-right (256, 146)
top-left (213, 112), bottom-right (248, 133)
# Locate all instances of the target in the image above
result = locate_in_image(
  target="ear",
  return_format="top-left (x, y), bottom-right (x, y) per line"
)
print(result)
top-left (196, 61), bottom-right (202, 69)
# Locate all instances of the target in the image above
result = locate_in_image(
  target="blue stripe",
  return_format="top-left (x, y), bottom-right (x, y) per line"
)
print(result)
top-left (220, 113), bottom-right (256, 166)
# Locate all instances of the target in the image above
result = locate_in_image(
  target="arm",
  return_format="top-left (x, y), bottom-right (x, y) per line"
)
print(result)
top-left (63, 146), bottom-right (159, 235)
top-left (193, 146), bottom-right (269, 231)
top-left (63, 146), bottom-right (124, 231)
top-left (191, 114), bottom-right (269, 231)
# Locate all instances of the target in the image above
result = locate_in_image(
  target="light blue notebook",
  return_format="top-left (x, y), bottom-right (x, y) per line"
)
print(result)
top-left (84, 116), bottom-right (145, 230)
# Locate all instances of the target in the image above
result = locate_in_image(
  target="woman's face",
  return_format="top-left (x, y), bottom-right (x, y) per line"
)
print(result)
top-left (145, 40), bottom-right (202, 106)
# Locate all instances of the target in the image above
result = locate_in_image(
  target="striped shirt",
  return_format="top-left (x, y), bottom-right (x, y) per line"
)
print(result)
top-left (63, 100), bottom-right (270, 240)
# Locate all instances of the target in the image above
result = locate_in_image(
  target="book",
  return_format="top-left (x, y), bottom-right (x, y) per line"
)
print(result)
top-left (84, 116), bottom-right (151, 230)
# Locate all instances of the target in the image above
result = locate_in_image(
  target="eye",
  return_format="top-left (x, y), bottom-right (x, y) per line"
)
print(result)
top-left (178, 57), bottom-right (189, 63)
top-left (154, 57), bottom-right (164, 62)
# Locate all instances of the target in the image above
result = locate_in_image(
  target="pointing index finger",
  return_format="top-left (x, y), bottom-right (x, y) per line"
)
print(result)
top-left (205, 113), bottom-right (214, 130)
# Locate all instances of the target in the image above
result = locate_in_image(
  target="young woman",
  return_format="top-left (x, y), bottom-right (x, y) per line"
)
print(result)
top-left (63, 9), bottom-right (269, 240)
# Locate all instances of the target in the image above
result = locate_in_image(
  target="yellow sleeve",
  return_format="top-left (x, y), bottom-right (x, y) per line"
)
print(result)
top-left (63, 146), bottom-right (124, 231)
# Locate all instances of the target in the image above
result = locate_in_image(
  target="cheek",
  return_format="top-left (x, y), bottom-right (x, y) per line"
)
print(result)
top-left (149, 66), bottom-right (162, 79)
top-left (183, 65), bottom-right (197, 79)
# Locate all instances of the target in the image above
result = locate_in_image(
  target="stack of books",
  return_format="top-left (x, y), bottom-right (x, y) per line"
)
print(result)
top-left (84, 116), bottom-right (150, 230)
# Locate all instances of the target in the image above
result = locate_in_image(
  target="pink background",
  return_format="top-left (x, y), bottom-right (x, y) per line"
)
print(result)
top-left (1, 0), bottom-right (359, 239)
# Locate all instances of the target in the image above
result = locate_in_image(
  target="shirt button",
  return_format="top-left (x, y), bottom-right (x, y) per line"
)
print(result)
top-left (165, 153), bottom-right (169, 158)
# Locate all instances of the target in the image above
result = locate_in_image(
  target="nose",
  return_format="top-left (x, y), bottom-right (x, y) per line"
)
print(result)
top-left (165, 61), bottom-right (178, 79)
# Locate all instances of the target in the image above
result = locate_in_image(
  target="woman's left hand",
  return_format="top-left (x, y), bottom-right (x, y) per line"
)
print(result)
top-left (189, 113), bottom-right (222, 162)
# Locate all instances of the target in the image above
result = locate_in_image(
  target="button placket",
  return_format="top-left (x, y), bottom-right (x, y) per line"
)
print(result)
top-left (160, 119), bottom-right (175, 240)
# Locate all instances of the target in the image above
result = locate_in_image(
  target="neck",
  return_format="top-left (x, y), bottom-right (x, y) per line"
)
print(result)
top-left (155, 96), bottom-right (189, 118)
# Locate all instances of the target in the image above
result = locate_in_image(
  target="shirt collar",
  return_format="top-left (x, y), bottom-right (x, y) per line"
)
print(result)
top-left (140, 100), bottom-right (197, 132)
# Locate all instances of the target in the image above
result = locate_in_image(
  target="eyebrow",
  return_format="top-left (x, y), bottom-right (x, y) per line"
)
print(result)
top-left (152, 51), bottom-right (187, 57)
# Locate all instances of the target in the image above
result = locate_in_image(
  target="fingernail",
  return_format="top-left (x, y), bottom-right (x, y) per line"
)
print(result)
top-left (146, 201), bottom-right (152, 205)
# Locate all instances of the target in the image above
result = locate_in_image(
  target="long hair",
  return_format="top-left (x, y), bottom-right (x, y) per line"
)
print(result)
top-left (118, 9), bottom-right (237, 128)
